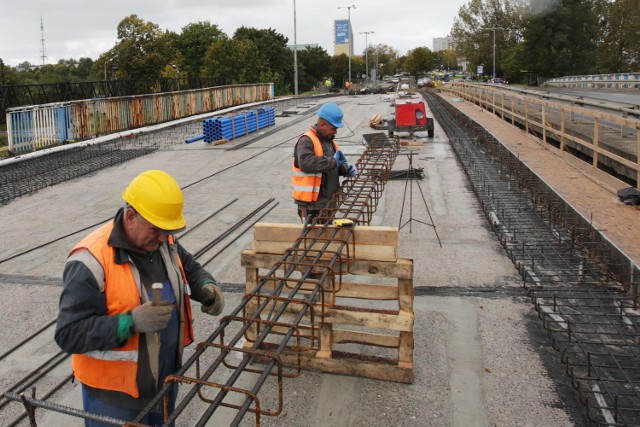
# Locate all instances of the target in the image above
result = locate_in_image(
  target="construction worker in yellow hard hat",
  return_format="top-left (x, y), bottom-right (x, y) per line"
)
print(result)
top-left (55, 169), bottom-right (224, 426)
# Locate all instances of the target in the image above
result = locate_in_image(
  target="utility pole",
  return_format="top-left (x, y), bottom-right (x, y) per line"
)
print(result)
top-left (490, 27), bottom-right (503, 80)
top-left (338, 5), bottom-right (356, 87)
top-left (359, 31), bottom-right (374, 84)
top-left (293, 0), bottom-right (299, 95)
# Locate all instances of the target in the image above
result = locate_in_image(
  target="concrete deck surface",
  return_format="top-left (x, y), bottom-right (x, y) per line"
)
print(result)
top-left (0, 93), bottom-right (592, 426)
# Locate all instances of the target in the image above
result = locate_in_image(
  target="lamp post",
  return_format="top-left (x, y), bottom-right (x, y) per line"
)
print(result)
top-left (490, 27), bottom-right (503, 80)
top-left (359, 30), bottom-right (374, 84)
top-left (338, 4), bottom-right (356, 86)
top-left (293, 0), bottom-right (299, 95)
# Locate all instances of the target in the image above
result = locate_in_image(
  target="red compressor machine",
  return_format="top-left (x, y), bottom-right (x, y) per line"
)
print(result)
top-left (388, 93), bottom-right (435, 138)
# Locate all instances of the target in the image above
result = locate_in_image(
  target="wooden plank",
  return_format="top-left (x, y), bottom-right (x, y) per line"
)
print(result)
top-left (332, 329), bottom-right (400, 348)
top-left (241, 250), bottom-right (413, 279)
top-left (323, 308), bottom-right (414, 331)
top-left (252, 240), bottom-right (397, 262)
top-left (275, 351), bottom-right (413, 384)
top-left (336, 281), bottom-right (399, 300)
top-left (245, 267), bottom-right (259, 341)
top-left (253, 223), bottom-right (398, 247)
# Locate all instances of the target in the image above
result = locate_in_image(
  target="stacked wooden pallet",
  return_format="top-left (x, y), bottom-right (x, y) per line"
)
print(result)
top-left (240, 223), bottom-right (415, 384)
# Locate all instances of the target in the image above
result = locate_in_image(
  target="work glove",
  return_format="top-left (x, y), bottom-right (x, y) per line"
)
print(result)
top-left (334, 150), bottom-right (347, 167)
top-left (131, 301), bottom-right (174, 333)
top-left (346, 163), bottom-right (358, 177)
top-left (201, 283), bottom-right (225, 316)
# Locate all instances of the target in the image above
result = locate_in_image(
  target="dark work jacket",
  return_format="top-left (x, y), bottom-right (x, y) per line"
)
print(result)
top-left (293, 125), bottom-right (348, 211)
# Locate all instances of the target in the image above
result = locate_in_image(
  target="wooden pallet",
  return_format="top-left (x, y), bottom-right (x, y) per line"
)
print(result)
top-left (240, 223), bottom-right (414, 384)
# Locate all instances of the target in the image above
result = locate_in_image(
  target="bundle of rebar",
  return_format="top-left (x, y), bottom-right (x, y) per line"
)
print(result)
top-left (0, 140), bottom-right (157, 206)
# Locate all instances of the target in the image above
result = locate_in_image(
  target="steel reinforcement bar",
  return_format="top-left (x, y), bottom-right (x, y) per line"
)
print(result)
top-left (5, 134), bottom-right (400, 426)
top-left (425, 90), bottom-right (640, 426)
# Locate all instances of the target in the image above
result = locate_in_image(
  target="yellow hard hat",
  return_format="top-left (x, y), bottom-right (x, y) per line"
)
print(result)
top-left (122, 170), bottom-right (186, 231)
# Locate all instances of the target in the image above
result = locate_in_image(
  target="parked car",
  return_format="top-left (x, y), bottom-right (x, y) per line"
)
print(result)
top-left (490, 78), bottom-right (508, 85)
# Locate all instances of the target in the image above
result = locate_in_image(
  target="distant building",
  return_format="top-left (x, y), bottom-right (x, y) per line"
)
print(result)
top-left (334, 19), bottom-right (353, 56)
top-left (433, 35), bottom-right (454, 52)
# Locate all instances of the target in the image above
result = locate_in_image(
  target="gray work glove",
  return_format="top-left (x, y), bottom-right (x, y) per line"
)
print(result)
top-left (201, 283), bottom-right (225, 316)
top-left (131, 301), bottom-right (173, 333)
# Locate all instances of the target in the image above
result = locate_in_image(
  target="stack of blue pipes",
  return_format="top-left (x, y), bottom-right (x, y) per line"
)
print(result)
top-left (199, 107), bottom-right (275, 143)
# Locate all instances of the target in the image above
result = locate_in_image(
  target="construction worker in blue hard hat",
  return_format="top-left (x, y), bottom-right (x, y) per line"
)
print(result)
top-left (292, 102), bottom-right (357, 225)
top-left (55, 169), bottom-right (225, 426)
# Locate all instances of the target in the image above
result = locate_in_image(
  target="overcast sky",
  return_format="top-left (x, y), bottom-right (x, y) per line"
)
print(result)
top-left (1, 0), bottom-right (468, 67)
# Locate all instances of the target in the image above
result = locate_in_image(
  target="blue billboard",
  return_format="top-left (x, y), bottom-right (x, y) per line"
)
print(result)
top-left (335, 20), bottom-right (350, 44)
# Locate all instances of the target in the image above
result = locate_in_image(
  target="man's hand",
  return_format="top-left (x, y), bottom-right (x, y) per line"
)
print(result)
top-left (334, 150), bottom-right (347, 167)
top-left (131, 301), bottom-right (173, 333)
top-left (201, 283), bottom-right (225, 316)
top-left (346, 163), bottom-right (358, 177)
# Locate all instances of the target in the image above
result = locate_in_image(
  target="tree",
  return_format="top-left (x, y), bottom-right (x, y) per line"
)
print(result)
top-left (595, 0), bottom-right (640, 72)
top-left (404, 47), bottom-right (434, 77)
top-left (452, 0), bottom-right (528, 79)
top-left (329, 54), bottom-right (349, 88)
top-left (233, 27), bottom-right (291, 86)
top-left (297, 46), bottom-right (331, 92)
top-left (373, 44), bottom-right (400, 77)
top-left (434, 49), bottom-right (458, 71)
top-left (175, 21), bottom-right (224, 77)
top-left (522, 0), bottom-right (599, 77)
top-left (110, 14), bottom-right (176, 81)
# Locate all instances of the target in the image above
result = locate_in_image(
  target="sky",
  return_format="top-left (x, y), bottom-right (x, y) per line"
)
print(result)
top-left (0, 0), bottom-right (469, 67)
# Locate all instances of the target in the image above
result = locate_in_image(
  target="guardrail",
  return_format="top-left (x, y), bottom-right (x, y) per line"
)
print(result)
top-left (439, 82), bottom-right (640, 188)
top-left (5, 83), bottom-right (275, 154)
top-left (542, 73), bottom-right (640, 89)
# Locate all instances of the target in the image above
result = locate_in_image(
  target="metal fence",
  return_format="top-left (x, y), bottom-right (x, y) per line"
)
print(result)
top-left (542, 73), bottom-right (640, 89)
top-left (6, 83), bottom-right (274, 153)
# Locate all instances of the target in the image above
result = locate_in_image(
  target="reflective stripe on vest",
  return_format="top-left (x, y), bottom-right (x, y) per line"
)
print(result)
top-left (291, 129), bottom-right (340, 202)
top-left (69, 221), bottom-right (193, 398)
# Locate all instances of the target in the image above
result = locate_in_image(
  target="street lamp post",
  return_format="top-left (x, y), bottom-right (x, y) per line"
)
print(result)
top-left (359, 31), bottom-right (374, 85)
top-left (293, 0), bottom-right (299, 95)
top-left (338, 5), bottom-right (356, 87)
top-left (490, 27), bottom-right (503, 80)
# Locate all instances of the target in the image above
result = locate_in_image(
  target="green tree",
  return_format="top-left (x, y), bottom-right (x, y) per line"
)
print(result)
top-left (203, 36), bottom-right (262, 84)
top-left (522, 0), bottom-right (598, 77)
top-left (175, 21), bottom-right (224, 77)
top-left (297, 46), bottom-right (331, 92)
top-left (404, 47), bottom-right (434, 77)
top-left (434, 49), bottom-right (458, 71)
top-left (233, 27), bottom-right (291, 86)
top-left (373, 44), bottom-right (400, 77)
top-left (452, 0), bottom-right (527, 79)
top-left (110, 14), bottom-right (175, 81)
top-left (330, 54), bottom-right (349, 88)
top-left (595, 0), bottom-right (640, 72)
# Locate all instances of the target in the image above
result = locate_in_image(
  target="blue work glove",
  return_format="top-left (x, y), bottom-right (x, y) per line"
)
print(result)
top-left (346, 163), bottom-right (357, 177)
top-left (334, 150), bottom-right (347, 167)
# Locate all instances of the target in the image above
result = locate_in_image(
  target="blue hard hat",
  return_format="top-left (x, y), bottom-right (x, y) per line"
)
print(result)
top-left (317, 103), bottom-right (344, 128)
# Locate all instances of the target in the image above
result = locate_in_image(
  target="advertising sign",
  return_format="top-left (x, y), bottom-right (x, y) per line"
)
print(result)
top-left (335, 20), bottom-right (350, 44)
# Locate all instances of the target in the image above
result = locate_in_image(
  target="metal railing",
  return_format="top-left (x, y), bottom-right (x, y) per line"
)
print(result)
top-left (6, 83), bottom-right (275, 153)
top-left (542, 73), bottom-right (640, 90)
top-left (439, 83), bottom-right (640, 188)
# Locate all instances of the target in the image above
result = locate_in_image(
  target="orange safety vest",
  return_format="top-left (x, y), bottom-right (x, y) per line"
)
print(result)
top-left (70, 221), bottom-right (194, 398)
top-left (292, 129), bottom-right (340, 202)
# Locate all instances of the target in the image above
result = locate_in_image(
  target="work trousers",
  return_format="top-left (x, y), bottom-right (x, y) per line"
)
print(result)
top-left (81, 383), bottom-right (177, 427)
